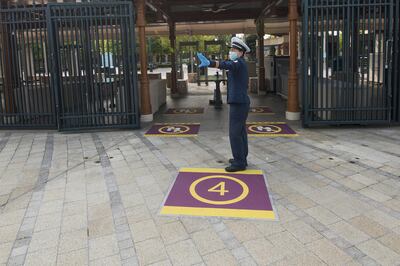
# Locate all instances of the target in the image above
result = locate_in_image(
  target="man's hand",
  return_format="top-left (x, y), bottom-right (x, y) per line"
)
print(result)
top-left (197, 52), bottom-right (210, 68)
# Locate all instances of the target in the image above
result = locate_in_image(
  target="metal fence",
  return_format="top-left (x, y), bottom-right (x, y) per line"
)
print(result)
top-left (0, 4), bottom-right (55, 128)
top-left (393, 0), bottom-right (400, 122)
top-left (302, 0), bottom-right (399, 126)
top-left (0, 1), bottom-right (140, 130)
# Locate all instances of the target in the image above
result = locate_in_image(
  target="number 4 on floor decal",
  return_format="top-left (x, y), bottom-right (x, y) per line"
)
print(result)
top-left (208, 182), bottom-right (229, 196)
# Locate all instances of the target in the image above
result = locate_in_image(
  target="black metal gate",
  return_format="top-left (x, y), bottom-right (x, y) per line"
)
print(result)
top-left (393, 0), bottom-right (400, 123)
top-left (302, 0), bottom-right (399, 126)
top-left (0, 4), bottom-right (56, 128)
top-left (0, 1), bottom-right (140, 130)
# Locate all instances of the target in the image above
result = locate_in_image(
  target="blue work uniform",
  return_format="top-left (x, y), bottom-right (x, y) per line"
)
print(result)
top-left (213, 57), bottom-right (250, 168)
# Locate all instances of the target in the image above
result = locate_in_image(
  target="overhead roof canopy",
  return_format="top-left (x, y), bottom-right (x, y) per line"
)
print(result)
top-left (2, 0), bottom-right (293, 23)
top-left (144, 0), bottom-right (297, 36)
top-left (146, 0), bottom-right (290, 23)
top-left (1, 0), bottom-right (296, 35)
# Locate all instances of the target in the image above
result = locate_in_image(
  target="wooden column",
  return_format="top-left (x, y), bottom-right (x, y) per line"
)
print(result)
top-left (256, 17), bottom-right (265, 95)
top-left (286, 0), bottom-right (300, 120)
top-left (136, 0), bottom-right (153, 121)
top-left (168, 21), bottom-right (178, 96)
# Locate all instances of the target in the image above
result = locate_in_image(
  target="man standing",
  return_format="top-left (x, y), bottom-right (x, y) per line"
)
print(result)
top-left (197, 37), bottom-right (251, 172)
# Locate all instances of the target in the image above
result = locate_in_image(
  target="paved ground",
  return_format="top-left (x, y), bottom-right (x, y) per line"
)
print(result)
top-left (0, 91), bottom-right (400, 266)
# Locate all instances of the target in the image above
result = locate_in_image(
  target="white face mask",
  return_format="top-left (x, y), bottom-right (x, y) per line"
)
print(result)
top-left (229, 51), bottom-right (239, 61)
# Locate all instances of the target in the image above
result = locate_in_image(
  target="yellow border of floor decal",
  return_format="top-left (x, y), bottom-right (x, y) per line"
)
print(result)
top-left (161, 206), bottom-right (276, 219)
top-left (144, 134), bottom-right (198, 137)
top-left (248, 122), bottom-right (286, 124)
top-left (180, 168), bottom-right (263, 175)
top-left (249, 134), bottom-right (299, 137)
top-left (160, 167), bottom-right (278, 220)
top-left (153, 123), bottom-right (201, 125)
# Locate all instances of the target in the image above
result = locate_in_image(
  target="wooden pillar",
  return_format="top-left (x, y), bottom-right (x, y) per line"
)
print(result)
top-left (168, 21), bottom-right (178, 96)
top-left (286, 0), bottom-right (300, 120)
top-left (256, 17), bottom-right (265, 95)
top-left (136, 0), bottom-right (153, 122)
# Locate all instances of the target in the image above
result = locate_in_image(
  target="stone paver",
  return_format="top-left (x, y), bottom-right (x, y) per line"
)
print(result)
top-left (243, 237), bottom-right (286, 265)
top-left (203, 249), bottom-right (238, 266)
top-left (159, 221), bottom-right (189, 245)
top-left (378, 233), bottom-right (400, 255)
top-left (349, 215), bottom-right (390, 238)
top-left (57, 248), bottom-right (88, 266)
top-left (306, 238), bottom-right (355, 265)
top-left (329, 220), bottom-right (371, 245)
top-left (0, 94), bottom-right (399, 265)
top-left (89, 234), bottom-right (120, 261)
top-left (357, 239), bottom-right (400, 265)
top-left (272, 251), bottom-right (325, 266)
top-left (225, 220), bottom-right (262, 243)
top-left (136, 237), bottom-right (168, 265)
top-left (304, 205), bottom-right (342, 226)
top-left (130, 219), bottom-right (160, 243)
top-left (166, 239), bottom-right (203, 266)
top-left (191, 228), bottom-right (226, 255)
top-left (0, 242), bottom-right (13, 264)
top-left (282, 219), bottom-right (323, 244)
top-left (58, 229), bottom-right (88, 254)
top-left (24, 246), bottom-right (58, 266)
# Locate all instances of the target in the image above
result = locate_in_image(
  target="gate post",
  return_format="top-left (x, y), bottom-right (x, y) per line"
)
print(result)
top-left (169, 21), bottom-right (178, 97)
top-left (256, 17), bottom-right (266, 95)
top-left (286, 0), bottom-right (300, 120)
top-left (396, 0), bottom-right (400, 122)
top-left (136, 0), bottom-right (153, 122)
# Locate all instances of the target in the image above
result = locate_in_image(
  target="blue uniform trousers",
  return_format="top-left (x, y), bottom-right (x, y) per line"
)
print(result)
top-left (229, 103), bottom-right (250, 168)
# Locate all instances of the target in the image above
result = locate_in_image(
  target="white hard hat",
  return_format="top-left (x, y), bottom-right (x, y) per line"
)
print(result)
top-left (229, 37), bottom-right (251, 53)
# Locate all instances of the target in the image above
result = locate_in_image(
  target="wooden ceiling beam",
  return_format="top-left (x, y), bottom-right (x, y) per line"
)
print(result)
top-left (146, 0), bottom-right (172, 22)
top-left (267, 7), bottom-right (289, 18)
top-left (171, 9), bottom-right (260, 22)
top-left (166, 0), bottom-right (242, 5)
top-left (259, 0), bottom-right (301, 20)
top-left (257, 0), bottom-right (279, 20)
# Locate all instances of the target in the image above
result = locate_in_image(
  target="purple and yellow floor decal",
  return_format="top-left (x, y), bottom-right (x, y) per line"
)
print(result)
top-left (165, 108), bottom-right (204, 115)
top-left (145, 123), bottom-right (200, 137)
top-left (249, 106), bottom-right (274, 115)
top-left (247, 122), bottom-right (298, 137)
top-left (160, 168), bottom-right (277, 220)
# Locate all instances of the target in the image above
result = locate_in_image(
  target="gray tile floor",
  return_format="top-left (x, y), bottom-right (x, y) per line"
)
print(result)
top-left (0, 90), bottom-right (399, 266)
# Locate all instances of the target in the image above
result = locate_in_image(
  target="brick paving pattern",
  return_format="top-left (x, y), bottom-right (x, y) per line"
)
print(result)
top-left (0, 95), bottom-right (399, 265)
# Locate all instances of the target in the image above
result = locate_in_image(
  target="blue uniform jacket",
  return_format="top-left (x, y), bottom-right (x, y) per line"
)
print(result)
top-left (216, 58), bottom-right (250, 104)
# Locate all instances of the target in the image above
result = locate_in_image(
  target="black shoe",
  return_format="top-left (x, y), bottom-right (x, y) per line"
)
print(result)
top-left (229, 159), bottom-right (248, 167)
top-left (225, 165), bottom-right (246, 172)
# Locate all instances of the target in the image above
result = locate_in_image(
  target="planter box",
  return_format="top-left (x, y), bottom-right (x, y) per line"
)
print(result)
top-left (138, 78), bottom-right (167, 114)
top-left (138, 73), bottom-right (162, 80)
top-left (166, 71), bottom-right (181, 88)
top-left (177, 80), bottom-right (188, 95)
